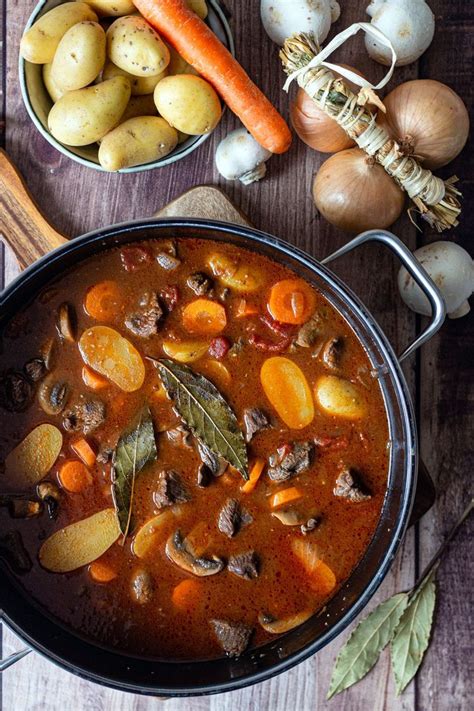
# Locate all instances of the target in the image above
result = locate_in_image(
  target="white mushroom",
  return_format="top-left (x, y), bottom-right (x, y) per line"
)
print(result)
top-left (215, 128), bottom-right (272, 185)
top-left (365, 0), bottom-right (435, 66)
top-left (260, 0), bottom-right (340, 47)
top-left (398, 242), bottom-right (474, 319)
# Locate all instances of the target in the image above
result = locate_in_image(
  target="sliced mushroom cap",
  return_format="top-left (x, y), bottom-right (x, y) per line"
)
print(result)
top-left (165, 530), bottom-right (224, 577)
top-left (57, 303), bottom-right (76, 342)
top-left (258, 609), bottom-right (314, 634)
top-left (40, 338), bottom-right (57, 371)
top-left (271, 509), bottom-right (306, 526)
top-left (38, 375), bottom-right (69, 416)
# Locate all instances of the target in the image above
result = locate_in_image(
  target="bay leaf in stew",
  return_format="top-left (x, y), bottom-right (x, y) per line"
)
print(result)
top-left (112, 407), bottom-right (158, 537)
top-left (153, 359), bottom-right (249, 480)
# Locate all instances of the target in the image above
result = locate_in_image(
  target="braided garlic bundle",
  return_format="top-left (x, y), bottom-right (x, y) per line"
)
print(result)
top-left (281, 26), bottom-right (461, 232)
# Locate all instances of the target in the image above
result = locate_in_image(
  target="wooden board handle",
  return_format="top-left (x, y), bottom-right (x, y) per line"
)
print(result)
top-left (0, 150), bottom-right (66, 271)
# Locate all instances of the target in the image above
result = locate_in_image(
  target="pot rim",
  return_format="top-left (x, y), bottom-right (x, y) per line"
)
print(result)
top-left (0, 218), bottom-right (417, 696)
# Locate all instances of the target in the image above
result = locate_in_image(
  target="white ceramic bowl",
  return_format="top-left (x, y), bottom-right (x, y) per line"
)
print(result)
top-left (19, 0), bottom-right (234, 172)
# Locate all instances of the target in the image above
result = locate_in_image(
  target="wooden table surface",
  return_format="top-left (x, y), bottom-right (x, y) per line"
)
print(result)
top-left (1, 1), bottom-right (472, 709)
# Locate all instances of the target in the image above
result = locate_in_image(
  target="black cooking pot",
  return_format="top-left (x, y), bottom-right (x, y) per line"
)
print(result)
top-left (0, 215), bottom-right (444, 696)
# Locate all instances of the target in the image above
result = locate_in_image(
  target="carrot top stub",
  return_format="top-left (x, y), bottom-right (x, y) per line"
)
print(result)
top-left (133, 0), bottom-right (292, 154)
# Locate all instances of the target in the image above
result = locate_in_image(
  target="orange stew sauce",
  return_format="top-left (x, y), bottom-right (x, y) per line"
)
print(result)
top-left (0, 238), bottom-right (389, 660)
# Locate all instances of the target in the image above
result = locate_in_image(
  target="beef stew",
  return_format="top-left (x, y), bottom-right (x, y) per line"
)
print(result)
top-left (0, 237), bottom-right (389, 660)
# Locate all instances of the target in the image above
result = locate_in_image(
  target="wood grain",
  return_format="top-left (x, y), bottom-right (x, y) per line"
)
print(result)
top-left (1, 1), bottom-right (472, 710)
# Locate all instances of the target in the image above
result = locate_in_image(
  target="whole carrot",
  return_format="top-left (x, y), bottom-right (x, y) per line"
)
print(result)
top-left (133, 0), bottom-right (292, 154)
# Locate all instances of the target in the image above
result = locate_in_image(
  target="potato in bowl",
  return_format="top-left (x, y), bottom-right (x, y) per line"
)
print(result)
top-left (19, 0), bottom-right (234, 172)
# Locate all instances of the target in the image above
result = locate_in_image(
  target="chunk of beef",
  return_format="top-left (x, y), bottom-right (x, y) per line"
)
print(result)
top-left (197, 440), bottom-right (227, 477)
top-left (187, 271), bottom-right (213, 295)
top-left (120, 245), bottom-right (153, 272)
top-left (160, 285), bottom-right (179, 312)
top-left (228, 551), bottom-right (259, 580)
top-left (296, 315), bottom-right (321, 347)
top-left (153, 470), bottom-right (190, 508)
top-left (156, 252), bottom-right (181, 270)
top-left (208, 336), bottom-right (231, 360)
top-left (167, 424), bottom-right (192, 449)
top-left (197, 463), bottom-right (212, 488)
top-left (322, 337), bottom-right (344, 370)
top-left (0, 531), bottom-right (32, 573)
top-left (130, 568), bottom-right (154, 605)
top-left (24, 357), bottom-right (47, 382)
top-left (210, 619), bottom-right (253, 657)
top-left (243, 407), bottom-right (270, 442)
top-left (218, 498), bottom-right (252, 538)
top-left (63, 399), bottom-right (105, 435)
top-left (125, 292), bottom-right (163, 338)
top-left (268, 441), bottom-right (314, 482)
top-left (0, 371), bottom-right (32, 412)
top-left (334, 468), bottom-right (371, 502)
top-left (301, 517), bottom-right (321, 535)
top-left (97, 447), bottom-right (113, 464)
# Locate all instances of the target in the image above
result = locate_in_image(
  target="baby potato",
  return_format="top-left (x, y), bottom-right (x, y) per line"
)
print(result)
top-left (167, 44), bottom-right (198, 76)
top-left (98, 116), bottom-right (178, 170)
top-left (154, 75), bottom-right (221, 135)
top-left (42, 63), bottom-right (66, 103)
top-left (208, 252), bottom-right (264, 292)
top-left (20, 2), bottom-right (98, 64)
top-left (84, 0), bottom-right (135, 16)
top-left (315, 375), bottom-right (367, 420)
top-left (106, 16), bottom-right (170, 77)
top-left (102, 60), bottom-right (167, 95)
top-left (51, 22), bottom-right (106, 92)
top-left (120, 94), bottom-right (158, 122)
top-left (187, 0), bottom-right (208, 19)
top-left (48, 76), bottom-right (131, 146)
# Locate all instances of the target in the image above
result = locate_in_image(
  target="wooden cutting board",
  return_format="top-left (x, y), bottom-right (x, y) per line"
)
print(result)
top-left (0, 149), bottom-right (434, 522)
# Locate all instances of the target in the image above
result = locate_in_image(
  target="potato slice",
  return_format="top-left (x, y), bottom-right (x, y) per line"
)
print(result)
top-left (132, 510), bottom-right (174, 559)
top-left (208, 253), bottom-right (263, 293)
top-left (315, 375), bottom-right (367, 419)
top-left (5, 424), bottom-right (62, 488)
top-left (39, 508), bottom-right (120, 572)
top-left (162, 339), bottom-right (209, 363)
top-left (79, 326), bottom-right (145, 392)
top-left (260, 357), bottom-right (314, 429)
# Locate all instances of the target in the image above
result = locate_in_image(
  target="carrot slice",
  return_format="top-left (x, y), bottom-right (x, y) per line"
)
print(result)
top-left (71, 438), bottom-right (96, 468)
top-left (182, 299), bottom-right (227, 336)
top-left (235, 299), bottom-right (259, 318)
top-left (133, 0), bottom-right (291, 154)
top-left (171, 578), bottom-right (203, 612)
top-left (89, 559), bottom-right (118, 583)
top-left (84, 281), bottom-right (123, 322)
top-left (82, 365), bottom-right (109, 390)
top-left (241, 458), bottom-right (265, 494)
top-left (268, 279), bottom-right (316, 325)
top-left (269, 486), bottom-right (303, 509)
top-left (58, 460), bottom-right (92, 493)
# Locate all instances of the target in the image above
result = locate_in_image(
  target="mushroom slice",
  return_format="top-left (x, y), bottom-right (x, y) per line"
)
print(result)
top-left (258, 610), bottom-right (314, 634)
top-left (165, 530), bottom-right (224, 577)
top-left (271, 509), bottom-right (306, 526)
top-left (57, 303), bottom-right (76, 342)
top-left (38, 375), bottom-right (69, 415)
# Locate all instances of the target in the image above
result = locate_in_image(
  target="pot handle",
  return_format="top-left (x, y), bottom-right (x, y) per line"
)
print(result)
top-left (321, 229), bottom-right (446, 362)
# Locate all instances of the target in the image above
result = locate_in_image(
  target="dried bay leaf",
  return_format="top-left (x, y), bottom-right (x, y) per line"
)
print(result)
top-left (327, 592), bottom-right (409, 699)
top-left (112, 407), bottom-right (157, 537)
top-left (390, 569), bottom-right (437, 695)
top-left (153, 359), bottom-right (248, 480)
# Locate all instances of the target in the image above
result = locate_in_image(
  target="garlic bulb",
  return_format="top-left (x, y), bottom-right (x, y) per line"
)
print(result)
top-left (365, 0), bottom-right (435, 67)
top-left (379, 80), bottom-right (469, 170)
top-left (261, 0), bottom-right (340, 47)
top-left (312, 148), bottom-right (405, 233)
top-left (215, 127), bottom-right (272, 185)
top-left (398, 242), bottom-right (474, 319)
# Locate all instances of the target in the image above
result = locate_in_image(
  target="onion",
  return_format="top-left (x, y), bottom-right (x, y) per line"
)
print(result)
top-left (312, 148), bottom-right (405, 233)
top-left (291, 65), bottom-right (365, 153)
top-left (379, 80), bottom-right (469, 170)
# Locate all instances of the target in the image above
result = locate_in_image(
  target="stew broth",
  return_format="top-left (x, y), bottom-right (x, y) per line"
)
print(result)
top-left (0, 238), bottom-right (389, 660)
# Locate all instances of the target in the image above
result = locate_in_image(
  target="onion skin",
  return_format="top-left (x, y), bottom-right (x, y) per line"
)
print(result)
top-left (379, 80), bottom-right (469, 170)
top-left (291, 65), bottom-right (364, 153)
top-left (312, 148), bottom-right (405, 233)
